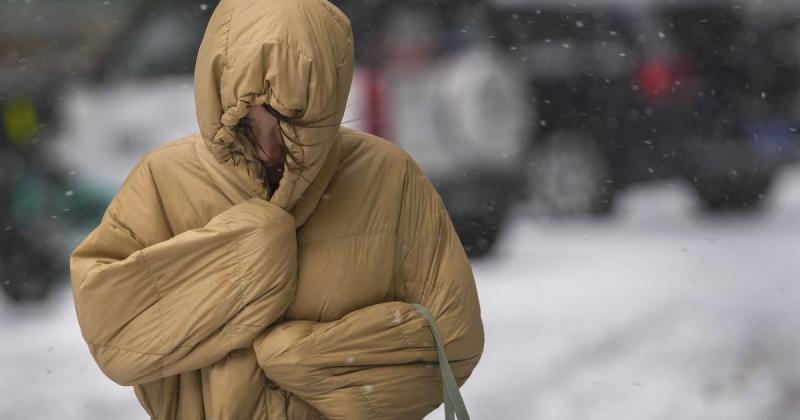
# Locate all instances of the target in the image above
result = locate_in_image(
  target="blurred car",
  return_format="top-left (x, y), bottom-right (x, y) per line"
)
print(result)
top-left (0, 147), bottom-right (109, 302)
top-left (487, 0), bottom-right (800, 214)
top-left (335, 0), bottom-right (532, 256)
top-left (51, 0), bottom-right (532, 257)
top-left (1, 0), bottom-right (143, 302)
top-left (48, 0), bottom-right (213, 194)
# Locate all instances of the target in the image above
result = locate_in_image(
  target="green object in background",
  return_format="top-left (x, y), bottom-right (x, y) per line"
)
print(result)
top-left (3, 166), bottom-right (113, 303)
top-left (2, 97), bottom-right (39, 146)
top-left (10, 167), bottom-right (48, 228)
top-left (10, 168), bottom-right (112, 231)
top-left (63, 182), bottom-right (115, 231)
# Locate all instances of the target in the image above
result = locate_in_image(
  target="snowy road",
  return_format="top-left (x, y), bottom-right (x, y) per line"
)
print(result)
top-left (3, 166), bottom-right (800, 420)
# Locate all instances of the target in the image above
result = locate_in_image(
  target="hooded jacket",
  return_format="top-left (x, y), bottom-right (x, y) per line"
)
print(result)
top-left (69, 0), bottom-right (484, 419)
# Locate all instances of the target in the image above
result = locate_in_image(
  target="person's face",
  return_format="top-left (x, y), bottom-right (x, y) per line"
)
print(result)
top-left (245, 105), bottom-right (286, 168)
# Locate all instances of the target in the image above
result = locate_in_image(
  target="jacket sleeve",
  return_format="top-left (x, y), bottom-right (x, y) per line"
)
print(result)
top-left (253, 156), bottom-right (484, 419)
top-left (69, 158), bottom-right (297, 386)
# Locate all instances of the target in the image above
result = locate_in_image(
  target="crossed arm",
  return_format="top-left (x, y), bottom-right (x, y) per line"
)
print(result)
top-left (70, 156), bottom-right (484, 418)
top-left (69, 159), bottom-right (298, 385)
top-left (252, 160), bottom-right (485, 420)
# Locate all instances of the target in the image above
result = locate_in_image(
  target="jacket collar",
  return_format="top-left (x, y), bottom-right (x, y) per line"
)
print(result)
top-left (195, 131), bottom-right (340, 228)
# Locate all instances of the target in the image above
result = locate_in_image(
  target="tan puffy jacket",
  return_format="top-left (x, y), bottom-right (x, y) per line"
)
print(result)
top-left (69, 0), bottom-right (484, 419)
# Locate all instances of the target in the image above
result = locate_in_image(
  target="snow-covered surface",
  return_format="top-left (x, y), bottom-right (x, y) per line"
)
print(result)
top-left (3, 166), bottom-right (800, 420)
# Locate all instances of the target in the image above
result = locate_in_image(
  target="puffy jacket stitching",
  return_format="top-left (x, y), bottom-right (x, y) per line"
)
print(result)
top-left (86, 341), bottom-right (194, 355)
top-left (87, 342), bottom-right (164, 357)
top-left (299, 229), bottom-right (393, 246)
top-left (310, 334), bottom-right (387, 420)
top-left (420, 207), bottom-right (484, 341)
top-left (145, 160), bottom-right (175, 238)
top-left (437, 288), bottom-right (482, 333)
top-left (227, 38), bottom-right (312, 61)
top-left (190, 135), bottom-right (218, 188)
top-left (223, 39), bottom-right (311, 116)
top-left (106, 208), bottom-right (147, 249)
top-left (222, 1), bottom-right (234, 68)
top-left (93, 214), bottom-right (171, 367)
top-left (429, 209), bottom-right (484, 323)
top-left (224, 217), bottom-right (246, 352)
top-left (414, 208), bottom-right (444, 306)
top-left (390, 161), bottom-right (411, 299)
top-left (386, 305), bottom-right (426, 363)
top-left (394, 155), bottom-right (428, 295)
top-left (255, 324), bottom-right (314, 371)
top-left (230, 321), bottom-right (266, 329)
top-left (353, 385), bottom-right (385, 420)
top-left (310, 316), bottom-right (349, 343)
top-left (140, 246), bottom-right (168, 375)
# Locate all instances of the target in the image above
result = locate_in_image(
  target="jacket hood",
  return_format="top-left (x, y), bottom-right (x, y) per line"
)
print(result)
top-left (194, 0), bottom-right (354, 212)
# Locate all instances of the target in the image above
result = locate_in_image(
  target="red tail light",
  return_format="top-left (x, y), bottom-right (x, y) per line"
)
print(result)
top-left (364, 66), bottom-right (389, 139)
top-left (636, 60), bottom-right (673, 101)
top-left (635, 56), bottom-right (697, 104)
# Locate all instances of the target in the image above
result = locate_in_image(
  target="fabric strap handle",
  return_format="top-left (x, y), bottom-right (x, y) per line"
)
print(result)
top-left (412, 303), bottom-right (471, 420)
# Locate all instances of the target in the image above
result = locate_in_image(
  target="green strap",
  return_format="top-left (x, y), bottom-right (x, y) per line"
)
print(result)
top-left (412, 304), bottom-right (471, 420)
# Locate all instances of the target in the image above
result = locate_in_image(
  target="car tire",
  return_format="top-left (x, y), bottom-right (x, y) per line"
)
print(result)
top-left (527, 130), bottom-right (614, 216)
top-left (453, 213), bottom-right (504, 258)
top-left (2, 274), bottom-right (51, 302)
top-left (440, 181), bottom-right (513, 258)
top-left (0, 231), bottom-right (53, 303)
top-left (1, 254), bottom-right (52, 302)
top-left (694, 172), bottom-right (772, 211)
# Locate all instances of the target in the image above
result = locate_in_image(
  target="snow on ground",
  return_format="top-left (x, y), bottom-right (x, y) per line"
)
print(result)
top-left (3, 165), bottom-right (800, 420)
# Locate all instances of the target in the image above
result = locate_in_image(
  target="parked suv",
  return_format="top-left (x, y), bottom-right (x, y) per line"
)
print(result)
top-left (487, 0), bottom-right (800, 214)
top-left (335, 0), bottom-right (532, 255)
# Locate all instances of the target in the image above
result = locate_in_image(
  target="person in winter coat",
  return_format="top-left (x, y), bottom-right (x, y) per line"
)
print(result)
top-left (68, 0), bottom-right (484, 418)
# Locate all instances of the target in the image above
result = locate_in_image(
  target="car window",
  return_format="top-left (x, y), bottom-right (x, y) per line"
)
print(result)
top-left (0, 0), bottom-right (146, 87)
top-left (658, 6), bottom-right (747, 68)
top-left (106, 5), bottom-right (211, 78)
top-left (503, 9), bottom-right (627, 42)
top-left (491, 8), bottom-right (635, 78)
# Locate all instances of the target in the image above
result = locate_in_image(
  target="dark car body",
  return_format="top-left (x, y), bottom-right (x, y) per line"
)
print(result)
top-left (488, 0), bottom-right (800, 212)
